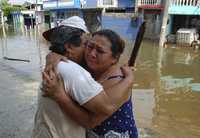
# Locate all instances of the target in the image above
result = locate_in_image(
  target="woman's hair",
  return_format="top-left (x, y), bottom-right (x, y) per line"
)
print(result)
top-left (49, 26), bottom-right (84, 55)
top-left (92, 29), bottom-right (125, 59)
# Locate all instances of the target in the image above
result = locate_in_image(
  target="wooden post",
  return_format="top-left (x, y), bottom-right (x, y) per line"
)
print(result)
top-left (159, 0), bottom-right (170, 47)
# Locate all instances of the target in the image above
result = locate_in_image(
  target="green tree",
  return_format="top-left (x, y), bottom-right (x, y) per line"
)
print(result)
top-left (1, 0), bottom-right (26, 16)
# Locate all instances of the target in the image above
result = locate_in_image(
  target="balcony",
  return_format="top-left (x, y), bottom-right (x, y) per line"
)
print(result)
top-left (137, 0), bottom-right (163, 9)
top-left (169, 0), bottom-right (200, 15)
top-left (171, 0), bottom-right (200, 6)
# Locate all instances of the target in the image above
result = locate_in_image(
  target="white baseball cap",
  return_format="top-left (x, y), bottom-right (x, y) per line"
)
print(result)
top-left (43, 16), bottom-right (89, 41)
top-left (60, 16), bottom-right (89, 33)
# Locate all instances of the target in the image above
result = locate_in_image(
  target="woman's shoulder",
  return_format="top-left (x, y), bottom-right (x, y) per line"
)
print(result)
top-left (108, 66), bottom-right (124, 79)
top-left (100, 66), bottom-right (123, 88)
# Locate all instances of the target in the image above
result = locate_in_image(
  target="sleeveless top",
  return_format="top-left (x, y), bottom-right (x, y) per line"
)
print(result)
top-left (86, 75), bottom-right (138, 138)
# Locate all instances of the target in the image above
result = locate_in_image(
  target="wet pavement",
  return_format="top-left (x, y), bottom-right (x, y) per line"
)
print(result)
top-left (0, 26), bottom-right (49, 138)
top-left (0, 63), bottom-right (38, 137)
top-left (0, 23), bottom-right (200, 138)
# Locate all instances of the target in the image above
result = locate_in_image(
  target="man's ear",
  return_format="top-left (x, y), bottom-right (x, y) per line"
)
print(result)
top-left (111, 57), bottom-right (118, 65)
top-left (64, 43), bottom-right (69, 50)
top-left (63, 43), bottom-right (69, 57)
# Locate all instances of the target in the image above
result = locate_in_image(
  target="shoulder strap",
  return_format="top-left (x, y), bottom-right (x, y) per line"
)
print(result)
top-left (107, 75), bottom-right (125, 80)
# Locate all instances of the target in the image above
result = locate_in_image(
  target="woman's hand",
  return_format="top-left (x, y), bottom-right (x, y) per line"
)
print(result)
top-left (41, 69), bottom-right (66, 100)
top-left (45, 52), bottom-right (68, 73)
top-left (120, 63), bottom-right (135, 85)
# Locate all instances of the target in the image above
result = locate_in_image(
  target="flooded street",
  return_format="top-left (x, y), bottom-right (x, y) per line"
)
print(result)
top-left (0, 25), bottom-right (48, 137)
top-left (0, 24), bottom-right (200, 138)
top-left (131, 41), bottom-right (200, 138)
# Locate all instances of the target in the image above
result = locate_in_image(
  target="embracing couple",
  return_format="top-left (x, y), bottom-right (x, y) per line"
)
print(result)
top-left (32, 16), bottom-right (138, 138)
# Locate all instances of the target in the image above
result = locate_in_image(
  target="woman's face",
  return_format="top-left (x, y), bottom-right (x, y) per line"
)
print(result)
top-left (85, 34), bottom-right (117, 74)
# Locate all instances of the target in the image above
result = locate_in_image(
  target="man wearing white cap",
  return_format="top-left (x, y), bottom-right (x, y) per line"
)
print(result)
top-left (32, 16), bottom-right (133, 138)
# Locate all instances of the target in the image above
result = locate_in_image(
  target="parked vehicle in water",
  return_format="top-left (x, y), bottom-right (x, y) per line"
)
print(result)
top-left (176, 28), bottom-right (199, 47)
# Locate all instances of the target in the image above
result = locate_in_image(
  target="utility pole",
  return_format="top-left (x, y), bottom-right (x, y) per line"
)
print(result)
top-left (35, 0), bottom-right (43, 72)
top-left (0, 1), bottom-right (7, 58)
top-left (35, 0), bottom-right (38, 25)
top-left (0, 1), bottom-right (5, 36)
top-left (0, 1), bottom-right (4, 26)
top-left (135, 0), bottom-right (138, 14)
top-left (159, 0), bottom-right (170, 47)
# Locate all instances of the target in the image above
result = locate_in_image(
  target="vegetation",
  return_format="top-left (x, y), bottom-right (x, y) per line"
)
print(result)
top-left (1, 0), bottom-right (27, 16)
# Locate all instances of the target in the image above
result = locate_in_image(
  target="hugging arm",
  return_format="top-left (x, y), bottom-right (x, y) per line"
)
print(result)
top-left (45, 52), bottom-right (68, 73)
top-left (43, 65), bottom-right (134, 128)
top-left (42, 71), bottom-right (95, 128)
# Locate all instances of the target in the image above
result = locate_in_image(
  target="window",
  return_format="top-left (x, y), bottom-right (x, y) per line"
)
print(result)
top-left (103, 0), bottom-right (113, 5)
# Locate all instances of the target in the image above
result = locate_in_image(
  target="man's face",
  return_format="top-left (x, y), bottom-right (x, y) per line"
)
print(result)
top-left (65, 34), bottom-right (88, 64)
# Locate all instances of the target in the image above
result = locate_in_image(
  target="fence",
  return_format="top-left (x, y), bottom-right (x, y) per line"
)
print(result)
top-left (170, 0), bottom-right (200, 6)
top-left (137, 0), bottom-right (162, 6)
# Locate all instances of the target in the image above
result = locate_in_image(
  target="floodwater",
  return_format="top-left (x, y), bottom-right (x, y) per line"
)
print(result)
top-left (0, 23), bottom-right (200, 138)
top-left (129, 41), bottom-right (200, 138)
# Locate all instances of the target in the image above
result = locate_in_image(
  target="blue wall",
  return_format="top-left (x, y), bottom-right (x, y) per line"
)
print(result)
top-left (118, 0), bottom-right (134, 8)
top-left (74, 0), bottom-right (81, 8)
top-left (44, 0), bottom-right (81, 10)
top-left (102, 16), bottom-right (141, 40)
top-left (44, 0), bottom-right (135, 9)
top-left (84, 0), bottom-right (135, 8)
top-left (166, 15), bottom-right (173, 35)
top-left (85, 0), bottom-right (98, 8)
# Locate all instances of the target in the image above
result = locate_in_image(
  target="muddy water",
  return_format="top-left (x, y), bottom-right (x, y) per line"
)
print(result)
top-left (0, 24), bottom-right (200, 138)
top-left (0, 25), bottom-right (49, 138)
top-left (126, 40), bottom-right (200, 138)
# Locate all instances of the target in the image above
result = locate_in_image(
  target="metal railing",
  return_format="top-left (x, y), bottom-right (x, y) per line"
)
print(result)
top-left (137, 0), bottom-right (162, 6)
top-left (171, 0), bottom-right (200, 6)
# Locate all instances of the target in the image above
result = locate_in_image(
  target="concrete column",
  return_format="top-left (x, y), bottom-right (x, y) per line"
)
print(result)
top-left (159, 0), bottom-right (170, 47)
top-left (155, 14), bottom-right (161, 37)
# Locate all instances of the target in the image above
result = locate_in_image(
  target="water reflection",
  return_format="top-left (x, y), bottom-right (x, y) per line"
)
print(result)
top-left (0, 24), bottom-right (49, 81)
top-left (161, 76), bottom-right (200, 92)
top-left (132, 40), bottom-right (200, 138)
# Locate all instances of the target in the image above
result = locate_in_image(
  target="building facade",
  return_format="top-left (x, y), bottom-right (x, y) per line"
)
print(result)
top-left (43, 0), bottom-right (135, 29)
top-left (167, 0), bottom-right (200, 35)
top-left (134, 0), bottom-right (164, 39)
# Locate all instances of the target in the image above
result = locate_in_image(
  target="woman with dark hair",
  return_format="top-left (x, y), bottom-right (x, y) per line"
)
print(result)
top-left (85, 29), bottom-right (138, 138)
top-left (44, 29), bottom-right (138, 138)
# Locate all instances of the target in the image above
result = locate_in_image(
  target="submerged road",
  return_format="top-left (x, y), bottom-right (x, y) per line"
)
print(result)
top-left (0, 61), bottom-right (39, 137)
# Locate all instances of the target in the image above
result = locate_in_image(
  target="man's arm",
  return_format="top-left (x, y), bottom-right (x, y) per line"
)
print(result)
top-left (53, 89), bottom-right (116, 128)
top-left (45, 52), bottom-right (68, 73)
top-left (43, 65), bottom-right (134, 127)
top-left (42, 71), bottom-right (108, 128)
top-left (45, 53), bottom-right (133, 112)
